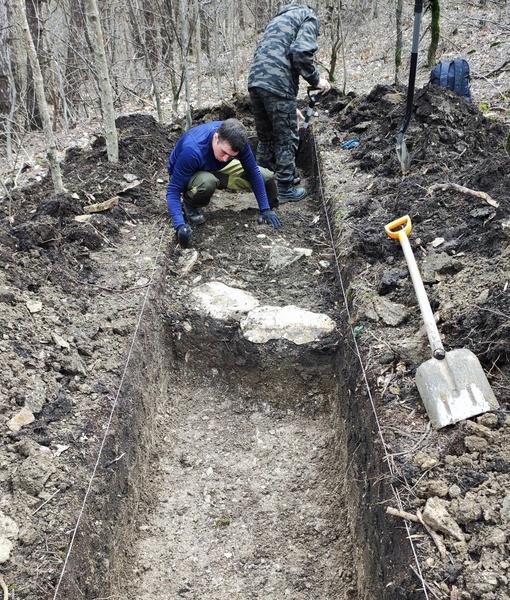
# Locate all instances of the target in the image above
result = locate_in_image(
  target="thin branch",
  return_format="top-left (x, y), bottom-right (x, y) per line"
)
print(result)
top-left (427, 182), bottom-right (499, 208)
top-left (0, 574), bottom-right (8, 600)
top-left (32, 488), bottom-right (61, 515)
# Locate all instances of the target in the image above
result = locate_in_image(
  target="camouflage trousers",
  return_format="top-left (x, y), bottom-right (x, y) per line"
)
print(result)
top-left (248, 87), bottom-right (298, 188)
top-left (183, 160), bottom-right (278, 209)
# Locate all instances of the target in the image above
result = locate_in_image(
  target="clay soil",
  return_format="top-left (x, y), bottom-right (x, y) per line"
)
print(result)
top-left (1, 4), bottom-right (510, 600)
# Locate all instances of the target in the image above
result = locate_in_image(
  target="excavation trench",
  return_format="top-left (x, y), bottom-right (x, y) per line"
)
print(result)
top-left (54, 142), bottom-right (416, 600)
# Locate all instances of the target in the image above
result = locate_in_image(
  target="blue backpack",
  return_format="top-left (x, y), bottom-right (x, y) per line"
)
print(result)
top-left (430, 59), bottom-right (472, 102)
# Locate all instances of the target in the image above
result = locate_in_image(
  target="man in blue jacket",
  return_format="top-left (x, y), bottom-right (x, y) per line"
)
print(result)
top-left (248, 4), bottom-right (331, 202)
top-left (166, 118), bottom-right (282, 248)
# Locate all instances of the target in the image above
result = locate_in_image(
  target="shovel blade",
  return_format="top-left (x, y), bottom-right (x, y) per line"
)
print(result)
top-left (396, 138), bottom-right (411, 173)
top-left (415, 348), bottom-right (499, 429)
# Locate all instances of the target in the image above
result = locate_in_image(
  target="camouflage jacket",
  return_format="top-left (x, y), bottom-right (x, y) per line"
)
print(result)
top-left (248, 4), bottom-right (321, 99)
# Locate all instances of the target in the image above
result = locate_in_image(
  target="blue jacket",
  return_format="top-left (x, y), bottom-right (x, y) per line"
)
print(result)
top-left (166, 121), bottom-right (270, 228)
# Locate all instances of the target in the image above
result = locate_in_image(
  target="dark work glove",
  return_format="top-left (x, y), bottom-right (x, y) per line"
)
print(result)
top-left (176, 224), bottom-right (192, 248)
top-left (258, 209), bottom-right (282, 229)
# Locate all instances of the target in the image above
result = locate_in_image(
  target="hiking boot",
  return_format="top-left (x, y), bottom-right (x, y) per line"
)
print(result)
top-left (277, 186), bottom-right (307, 204)
top-left (182, 200), bottom-right (205, 225)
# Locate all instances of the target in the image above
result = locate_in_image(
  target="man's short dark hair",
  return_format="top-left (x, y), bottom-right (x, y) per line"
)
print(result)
top-left (217, 119), bottom-right (247, 153)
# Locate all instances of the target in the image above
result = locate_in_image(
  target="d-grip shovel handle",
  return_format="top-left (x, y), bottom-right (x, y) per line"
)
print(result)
top-left (385, 215), bottom-right (446, 360)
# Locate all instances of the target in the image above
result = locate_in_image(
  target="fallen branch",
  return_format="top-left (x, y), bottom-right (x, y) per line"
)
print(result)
top-left (83, 196), bottom-right (120, 214)
top-left (427, 182), bottom-right (499, 208)
top-left (0, 574), bottom-right (8, 600)
top-left (387, 506), bottom-right (447, 558)
top-left (386, 506), bottom-right (420, 522)
top-left (32, 488), bottom-right (61, 515)
top-left (486, 58), bottom-right (510, 78)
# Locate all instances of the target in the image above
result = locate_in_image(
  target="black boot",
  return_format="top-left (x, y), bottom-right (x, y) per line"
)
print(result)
top-left (277, 186), bottom-right (307, 204)
top-left (182, 200), bottom-right (206, 225)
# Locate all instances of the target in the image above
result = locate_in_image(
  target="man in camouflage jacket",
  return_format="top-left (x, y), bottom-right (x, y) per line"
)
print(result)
top-left (248, 3), bottom-right (330, 203)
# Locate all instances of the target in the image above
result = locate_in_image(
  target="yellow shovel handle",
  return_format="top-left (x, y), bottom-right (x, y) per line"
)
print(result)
top-left (384, 214), bottom-right (445, 359)
top-left (384, 215), bottom-right (412, 241)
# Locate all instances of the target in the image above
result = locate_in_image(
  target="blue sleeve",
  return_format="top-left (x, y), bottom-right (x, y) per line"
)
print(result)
top-left (166, 148), bottom-right (202, 229)
top-left (238, 145), bottom-right (271, 211)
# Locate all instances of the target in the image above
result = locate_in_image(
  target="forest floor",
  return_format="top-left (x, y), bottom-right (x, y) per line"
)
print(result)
top-left (1, 2), bottom-right (510, 600)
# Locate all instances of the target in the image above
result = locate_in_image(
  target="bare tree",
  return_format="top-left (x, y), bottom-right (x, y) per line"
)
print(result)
top-left (179, 0), bottom-right (192, 128)
top-left (13, 0), bottom-right (64, 191)
top-left (0, 0), bottom-right (16, 165)
top-left (83, 0), bottom-right (119, 162)
top-left (427, 0), bottom-right (440, 69)
top-left (395, 0), bottom-right (403, 85)
top-left (0, 0), bottom-right (11, 114)
top-left (126, 0), bottom-right (163, 120)
top-left (327, 0), bottom-right (348, 92)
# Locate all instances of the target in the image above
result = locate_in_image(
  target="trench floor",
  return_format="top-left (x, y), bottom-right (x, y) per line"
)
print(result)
top-left (124, 376), bottom-right (349, 599)
top-left (121, 186), bottom-right (356, 598)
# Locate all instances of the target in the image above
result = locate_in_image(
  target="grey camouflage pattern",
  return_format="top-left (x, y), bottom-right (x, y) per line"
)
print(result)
top-left (248, 4), bottom-right (320, 99)
top-left (249, 87), bottom-right (298, 186)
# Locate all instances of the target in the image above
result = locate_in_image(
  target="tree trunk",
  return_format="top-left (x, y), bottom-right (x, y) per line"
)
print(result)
top-left (13, 0), bottom-right (64, 191)
top-left (83, 0), bottom-right (119, 162)
top-left (395, 0), bottom-right (403, 85)
top-left (213, 7), bottom-right (222, 99)
top-left (0, 0), bottom-right (11, 114)
top-left (427, 0), bottom-right (440, 69)
top-left (195, 6), bottom-right (202, 107)
top-left (327, 0), bottom-right (347, 93)
top-left (0, 0), bottom-right (16, 165)
top-left (180, 0), bottom-right (191, 129)
top-left (126, 0), bottom-right (162, 120)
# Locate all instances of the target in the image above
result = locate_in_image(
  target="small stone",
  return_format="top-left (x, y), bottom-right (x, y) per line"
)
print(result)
top-left (0, 537), bottom-right (13, 563)
top-left (26, 299), bottom-right (42, 313)
top-left (464, 435), bottom-right (489, 453)
top-left (476, 413), bottom-right (499, 429)
top-left (448, 484), bottom-right (462, 498)
top-left (7, 407), bottom-right (35, 433)
top-left (413, 451), bottom-right (439, 470)
top-left (482, 527), bottom-right (506, 547)
top-left (500, 494), bottom-right (510, 523)
top-left (422, 497), bottom-right (465, 541)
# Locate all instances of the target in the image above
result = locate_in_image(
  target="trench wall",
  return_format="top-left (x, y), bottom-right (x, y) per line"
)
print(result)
top-left (331, 292), bottom-right (419, 599)
top-left (311, 131), bottom-right (418, 598)
top-left (54, 288), bottom-right (170, 598)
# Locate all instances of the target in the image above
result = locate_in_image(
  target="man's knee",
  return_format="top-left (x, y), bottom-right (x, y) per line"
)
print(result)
top-left (185, 172), bottom-right (218, 206)
top-left (259, 167), bottom-right (279, 209)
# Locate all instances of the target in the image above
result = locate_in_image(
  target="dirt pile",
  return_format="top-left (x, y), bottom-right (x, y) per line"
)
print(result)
top-left (314, 82), bottom-right (510, 598)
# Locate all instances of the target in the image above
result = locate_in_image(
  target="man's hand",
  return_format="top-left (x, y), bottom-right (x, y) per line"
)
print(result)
top-left (317, 78), bottom-right (331, 94)
top-left (258, 209), bottom-right (283, 229)
top-left (176, 224), bottom-right (192, 248)
top-left (296, 108), bottom-right (305, 126)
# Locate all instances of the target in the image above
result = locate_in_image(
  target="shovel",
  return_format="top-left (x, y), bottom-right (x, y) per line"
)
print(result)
top-left (396, 0), bottom-right (423, 173)
top-left (385, 215), bottom-right (499, 429)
